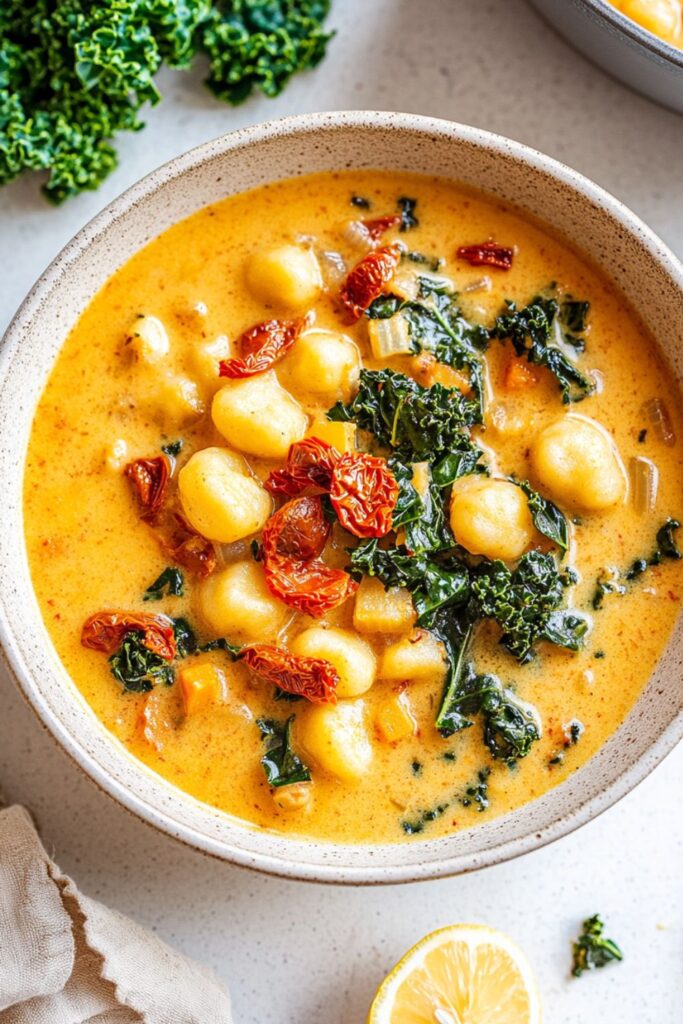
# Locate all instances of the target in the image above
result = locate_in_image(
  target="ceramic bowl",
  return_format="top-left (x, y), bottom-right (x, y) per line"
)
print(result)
top-left (1, 111), bottom-right (682, 884)
top-left (528, 0), bottom-right (683, 113)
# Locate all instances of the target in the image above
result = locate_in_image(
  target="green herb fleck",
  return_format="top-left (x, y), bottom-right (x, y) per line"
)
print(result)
top-left (143, 567), bottom-right (184, 601)
top-left (572, 914), bottom-right (623, 977)
top-left (459, 767), bottom-right (491, 812)
top-left (397, 196), bottom-right (418, 231)
top-left (401, 801), bottom-right (449, 834)
top-left (161, 439), bottom-right (183, 457)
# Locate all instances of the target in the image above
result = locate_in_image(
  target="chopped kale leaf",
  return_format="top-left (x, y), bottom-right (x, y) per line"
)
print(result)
top-left (572, 914), bottom-right (624, 977)
top-left (257, 717), bottom-right (311, 788)
top-left (397, 196), bottom-right (419, 231)
top-left (328, 369), bottom-right (484, 464)
top-left (401, 800), bottom-right (449, 834)
top-left (161, 439), bottom-right (184, 457)
top-left (471, 551), bottom-right (588, 663)
top-left (593, 518), bottom-right (681, 606)
top-left (143, 567), bottom-right (185, 601)
top-left (364, 280), bottom-right (489, 421)
top-left (516, 479), bottom-right (569, 553)
top-left (491, 295), bottom-right (594, 403)
top-left (109, 632), bottom-right (175, 693)
top-left (401, 250), bottom-right (443, 273)
top-left (1, 0), bottom-right (334, 202)
top-left (459, 767), bottom-right (491, 812)
top-left (199, 636), bottom-right (242, 658)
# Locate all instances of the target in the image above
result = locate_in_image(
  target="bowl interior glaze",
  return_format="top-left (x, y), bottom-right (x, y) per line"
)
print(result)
top-left (1, 112), bottom-right (682, 883)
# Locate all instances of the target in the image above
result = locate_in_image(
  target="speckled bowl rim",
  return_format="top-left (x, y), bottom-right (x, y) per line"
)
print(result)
top-left (575, 0), bottom-right (683, 66)
top-left (1, 111), bottom-right (682, 884)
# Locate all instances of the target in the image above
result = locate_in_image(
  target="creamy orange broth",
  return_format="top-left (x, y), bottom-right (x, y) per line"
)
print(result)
top-left (24, 171), bottom-right (683, 843)
top-left (608, 0), bottom-right (683, 47)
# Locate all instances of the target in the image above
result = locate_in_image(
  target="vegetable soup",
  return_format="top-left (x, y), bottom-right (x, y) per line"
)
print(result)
top-left (24, 171), bottom-right (683, 843)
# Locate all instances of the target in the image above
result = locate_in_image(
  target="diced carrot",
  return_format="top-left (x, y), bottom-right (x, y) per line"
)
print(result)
top-left (407, 354), bottom-right (470, 393)
top-left (179, 661), bottom-right (226, 717)
top-left (375, 692), bottom-right (417, 743)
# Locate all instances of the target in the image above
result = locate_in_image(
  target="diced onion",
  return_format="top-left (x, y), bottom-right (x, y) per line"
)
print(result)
top-left (344, 220), bottom-right (373, 249)
top-left (462, 275), bottom-right (492, 294)
top-left (630, 455), bottom-right (659, 516)
top-left (642, 397), bottom-right (676, 447)
top-left (390, 269), bottom-right (421, 301)
top-left (318, 250), bottom-right (347, 289)
top-left (368, 314), bottom-right (412, 358)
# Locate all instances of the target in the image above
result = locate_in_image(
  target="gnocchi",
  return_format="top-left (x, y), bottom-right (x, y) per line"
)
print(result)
top-left (450, 476), bottom-right (534, 561)
top-left (178, 446), bottom-right (272, 543)
top-left (530, 415), bottom-right (626, 512)
top-left (280, 328), bottom-right (360, 400)
top-left (246, 244), bottom-right (322, 310)
top-left (191, 334), bottom-right (231, 388)
top-left (199, 560), bottom-right (289, 641)
top-left (299, 700), bottom-right (373, 782)
top-left (212, 372), bottom-right (308, 458)
top-left (127, 314), bottom-right (170, 364)
top-left (290, 626), bottom-right (376, 698)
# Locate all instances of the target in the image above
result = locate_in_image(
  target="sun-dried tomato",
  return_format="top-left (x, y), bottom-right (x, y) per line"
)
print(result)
top-left (263, 554), bottom-right (358, 618)
top-left (262, 497), bottom-right (330, 562)
top-left (265, 437), bottom-right (340, 497)
top-left (163, 514), bottom-right (217, 578)
top-left (339, 244), bottom-right (402, 322)
top-left (219, 316), bottom-right (309, 379)
top-left (241, 644), bottom-right (339, 704)
top-left (125, 456), bottom-right (170, 524)
top-left (81, 612), bottom-right (176, 659)
top-left (456, 242), bottom-right (514, 270)
top-left (329, 451), bottom-right (398, 538)
top-left (360, 215), bottom-right (401, 241)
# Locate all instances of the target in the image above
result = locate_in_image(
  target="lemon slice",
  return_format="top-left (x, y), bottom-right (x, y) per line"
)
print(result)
top-left (368, 924), bottom-right (541, 1024)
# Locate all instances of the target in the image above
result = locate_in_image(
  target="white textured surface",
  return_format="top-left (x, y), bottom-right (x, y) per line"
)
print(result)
top-left (0, 0), bottom-right (681, 1019)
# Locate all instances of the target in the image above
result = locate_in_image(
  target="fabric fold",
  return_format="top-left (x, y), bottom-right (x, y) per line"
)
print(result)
top-left (0, 806), bottom-right (232, 1024)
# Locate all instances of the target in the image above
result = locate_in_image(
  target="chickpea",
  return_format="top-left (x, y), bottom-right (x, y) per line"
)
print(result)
top-left (300, 700), bottom-right (373, 782)
top-left (530, 415), bottom-right (626, 512)
top-left (450, 476), bottom-right (534, 561)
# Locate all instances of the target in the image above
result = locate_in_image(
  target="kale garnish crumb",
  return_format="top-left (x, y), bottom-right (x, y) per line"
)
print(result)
top-left (572, 914), bottom-right (624, 977)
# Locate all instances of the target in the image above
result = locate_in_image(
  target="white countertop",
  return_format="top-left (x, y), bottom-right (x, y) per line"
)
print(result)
top-left (1, 1), bottom-right (682, 1019)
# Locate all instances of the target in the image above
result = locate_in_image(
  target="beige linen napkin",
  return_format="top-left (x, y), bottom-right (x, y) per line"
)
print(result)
top-left (0, 806), bottom-right (233, 1023)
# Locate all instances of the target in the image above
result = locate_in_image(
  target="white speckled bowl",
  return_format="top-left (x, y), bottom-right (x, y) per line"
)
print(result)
top-left (1, 112), bottom-right (682, 883)
top-left (528, 0), bottom-right (683, 113)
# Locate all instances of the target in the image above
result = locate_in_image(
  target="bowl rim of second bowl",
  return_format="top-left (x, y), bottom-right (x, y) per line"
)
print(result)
top-left (1, 110), bottom-right (683, 884)
top-left (574, 0), bottom-right (683, 66)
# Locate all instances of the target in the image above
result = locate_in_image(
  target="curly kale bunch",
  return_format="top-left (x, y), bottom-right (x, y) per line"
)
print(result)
top-left (0, 0), bottom-right (333, 202)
